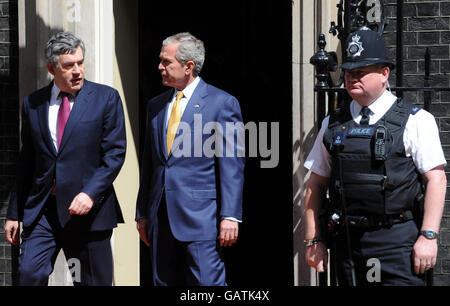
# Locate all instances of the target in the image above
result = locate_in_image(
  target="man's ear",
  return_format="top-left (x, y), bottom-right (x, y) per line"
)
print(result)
top-left (46, 62), bottom-right (56, 76)
top-left (185, 61), bottom-right (195, 75)
top-left (381, 66), bottom-right (390, 83)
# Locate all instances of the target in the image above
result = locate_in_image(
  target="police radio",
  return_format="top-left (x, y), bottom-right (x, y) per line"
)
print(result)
top-left (374, 125), bottom-right (387, 161)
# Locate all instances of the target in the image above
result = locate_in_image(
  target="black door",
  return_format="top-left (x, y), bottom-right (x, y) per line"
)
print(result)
top-left (139, 0), bottom-right (293, 286)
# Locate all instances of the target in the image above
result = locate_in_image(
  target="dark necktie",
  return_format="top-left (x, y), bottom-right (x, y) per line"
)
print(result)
top-left (360, 106), bottom-right (370, 126)
top-left (57, 92), bottom-right (71, 148)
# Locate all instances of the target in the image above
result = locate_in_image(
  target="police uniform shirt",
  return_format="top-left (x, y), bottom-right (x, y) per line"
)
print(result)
top-left (304, 90), bottom-right (447, 177)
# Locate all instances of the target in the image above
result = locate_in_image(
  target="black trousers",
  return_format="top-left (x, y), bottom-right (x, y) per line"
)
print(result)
top-left (333, 220), bottom-right (426, 286)
top-left (18, 196), bottom-right (113, 286)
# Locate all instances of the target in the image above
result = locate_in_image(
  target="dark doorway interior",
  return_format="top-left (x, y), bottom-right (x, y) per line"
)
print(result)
top-left (138, 0), bottom-right (293, 286)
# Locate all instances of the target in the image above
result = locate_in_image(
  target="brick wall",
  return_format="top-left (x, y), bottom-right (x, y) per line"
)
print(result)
top-left (384, 0), bottom-right (450, 285)
top-left (0, 0), bottom-right (19, 286)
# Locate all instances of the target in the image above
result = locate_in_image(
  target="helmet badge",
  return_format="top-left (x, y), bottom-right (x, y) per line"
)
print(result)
top-left (347, 34), bottom-right (364, 58)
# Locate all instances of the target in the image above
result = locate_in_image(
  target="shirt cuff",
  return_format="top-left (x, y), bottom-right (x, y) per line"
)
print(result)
top-left (222, 216), bottom-right (242, 223)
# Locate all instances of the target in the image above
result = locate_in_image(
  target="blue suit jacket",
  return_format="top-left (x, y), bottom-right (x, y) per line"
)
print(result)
top-left (7, 80), bottom-right (126, 231)
top-left (136, 78), bottom-right (245, 242)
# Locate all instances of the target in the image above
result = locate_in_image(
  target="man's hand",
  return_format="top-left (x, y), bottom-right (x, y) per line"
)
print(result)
top-left (4, 219), bottom-right (20, 245)
top-left (219, 219), bottom-right (239, 247)
top-left (136, 217), bottom-right (150, 247)
top-left (413, 235), bottom-right (438, 275)
top-left (306, 242), bottom-right (328, 273)
top-left (68, 192), bottom-right (95, 215)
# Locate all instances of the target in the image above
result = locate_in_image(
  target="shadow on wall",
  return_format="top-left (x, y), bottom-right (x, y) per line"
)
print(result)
top-left (18, 7), bottom-right (66, 286)
top-left (112, 0), bottom-right (147, 286)
top-left (113, 0), bottom-right (139, 150)
top-left (292, 124), bottom-right (318, 286)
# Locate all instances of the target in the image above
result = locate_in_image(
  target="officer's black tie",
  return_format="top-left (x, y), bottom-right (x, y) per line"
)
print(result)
top-left (360, 106), bottom-right (371, 126)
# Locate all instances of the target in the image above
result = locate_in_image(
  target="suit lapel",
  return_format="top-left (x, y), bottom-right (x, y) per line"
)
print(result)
top-left (57, 81), bottom-right (92, 153)
top-left (155, 89), bottom-right (174, 161)
top-left (37, 83), bottom-right (57, 157)
top-left (180, 83), bottom-right (207, 126)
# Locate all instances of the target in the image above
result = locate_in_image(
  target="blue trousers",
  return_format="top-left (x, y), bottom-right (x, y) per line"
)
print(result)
top-left (151, 198), bottom-right (226, 286)
top-left (334, 220), bottom-right (426, 286)
top-left (18, 196), bottom-right (113, 286)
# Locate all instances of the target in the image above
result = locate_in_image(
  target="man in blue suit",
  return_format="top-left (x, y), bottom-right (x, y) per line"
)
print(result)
top-left (136, 32), bottom-right (245, 286)
top-left (3, 32), bottom-right (126, 286)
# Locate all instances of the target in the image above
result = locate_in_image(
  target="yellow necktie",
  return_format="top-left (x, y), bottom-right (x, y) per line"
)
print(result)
top-left (167, 91), bottom-right (184, 155)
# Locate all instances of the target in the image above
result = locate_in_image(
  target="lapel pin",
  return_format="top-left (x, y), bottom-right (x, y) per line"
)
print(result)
top-left (195, 104), bottom-right (200, 109)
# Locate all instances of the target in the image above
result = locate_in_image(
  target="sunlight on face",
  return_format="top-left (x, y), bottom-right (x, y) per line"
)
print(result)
top-left (47, 46), bottom-right (85, 95)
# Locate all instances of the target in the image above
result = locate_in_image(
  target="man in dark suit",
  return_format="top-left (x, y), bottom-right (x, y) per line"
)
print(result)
top-left (3, 32), bottom-right (126, 286)
top-left (136, 32), bottom-right (245, 286)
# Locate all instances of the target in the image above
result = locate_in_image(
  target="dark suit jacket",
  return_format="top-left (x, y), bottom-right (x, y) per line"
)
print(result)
top-left (7, 80), bottom-right (126, 232)
top-left (136, 78), bottom-right (245, 242)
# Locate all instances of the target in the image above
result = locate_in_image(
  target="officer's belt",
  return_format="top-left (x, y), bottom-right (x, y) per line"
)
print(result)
top-left (345, 210), bottom-right (414, 228)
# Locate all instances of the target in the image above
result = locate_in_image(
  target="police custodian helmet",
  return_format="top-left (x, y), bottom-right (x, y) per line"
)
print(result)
top-left (341, 28), bottom-right (395, 70)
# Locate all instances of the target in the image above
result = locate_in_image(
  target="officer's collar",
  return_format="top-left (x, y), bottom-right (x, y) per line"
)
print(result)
top-left (353, 90), bottom-right (397, 115)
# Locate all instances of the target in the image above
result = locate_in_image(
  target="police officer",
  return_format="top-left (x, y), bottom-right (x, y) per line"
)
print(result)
top-left (304, 28), bottom-right (447, 286)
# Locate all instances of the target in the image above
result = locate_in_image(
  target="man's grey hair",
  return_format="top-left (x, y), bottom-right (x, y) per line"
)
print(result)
top-left (163, 32), bottom-right (205, 76)
top-left (45, 32), bottom-right (85, 66)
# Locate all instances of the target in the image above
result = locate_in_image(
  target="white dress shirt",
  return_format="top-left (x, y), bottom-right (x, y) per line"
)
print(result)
top-left (304, 90), bottom-right (447, 177)
top-left (48, 84), bottom-right (75, 151)
top-left (165, 76), bottom-right (201, 130)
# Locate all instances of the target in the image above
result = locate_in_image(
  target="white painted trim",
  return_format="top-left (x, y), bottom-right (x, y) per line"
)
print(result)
top-left (97, 0), bottom-right (114, 87)
top-left (95, 0), bottom-right (115, 285)
top-left (94, 0), bottom-right (100, 82)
